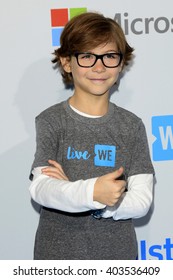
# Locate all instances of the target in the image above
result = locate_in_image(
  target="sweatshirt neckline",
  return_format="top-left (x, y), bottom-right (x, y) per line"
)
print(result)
top-left (70, 104), bottom-right (102, 118)
top-left (63, 99), bottom-right (115, 125)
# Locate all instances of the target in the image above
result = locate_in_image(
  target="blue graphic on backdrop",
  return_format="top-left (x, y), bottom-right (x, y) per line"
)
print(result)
top-left (66, 144), bottom-right (116, 167)
top-left (152, 115), bottom-right (173, 161)
top-left (139, 237), bottom-right (173, 260)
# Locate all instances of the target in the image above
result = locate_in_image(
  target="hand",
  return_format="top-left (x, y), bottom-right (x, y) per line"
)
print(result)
top-left (93, 167), bottom-right (126, 206)
top-left (41, 160), bottom-right (69, 181)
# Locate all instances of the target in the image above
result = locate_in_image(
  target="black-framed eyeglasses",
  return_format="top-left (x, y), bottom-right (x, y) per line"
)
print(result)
top-left (74, 52), bottom-right (123, 68)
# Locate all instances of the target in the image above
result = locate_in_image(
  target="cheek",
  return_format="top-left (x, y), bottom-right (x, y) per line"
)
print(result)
top-left (112, 69), bottom-right (120, 80)
top-left (111, 70), bottom-right (121, 85)
top-left (71, 65), bottom-right (87, 80)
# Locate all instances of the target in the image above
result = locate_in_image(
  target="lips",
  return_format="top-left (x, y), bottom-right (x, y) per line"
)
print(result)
top-left (89, 78), bottom-right (107, 83)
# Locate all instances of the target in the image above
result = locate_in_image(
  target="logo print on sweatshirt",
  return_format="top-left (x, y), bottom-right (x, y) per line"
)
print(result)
top-left (152, 115), bottom-right (173, 161)
top-left (67, 145), bottom-right (116, 167)
top-left (94, 145), bottom-right (116, 167)
top-left (50, 7), bottom-right (87, 46)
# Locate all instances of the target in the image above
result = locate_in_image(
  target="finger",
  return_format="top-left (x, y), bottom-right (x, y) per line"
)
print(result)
top-left (118, 180), bottom-right (127, 190)
top-left (48, 160), bottom-right (64, 172)
top-left (114, 181), bottom-right (126, 194)
top-left (42, 169), bottom-right (68, 180)
top-left (106, 167), bottom-right (124, 180)
top-left (115, 184), bottom-right (126, 194)
top-left (47, 160), bottom-right (66, 176)
top-left (42, 166), bottom-right (65, 176)
top-left (42, 166), bottom-right (69, 180)
top-left (115, 167), bottom-right (124, 179)
top-left (120, 185), bottom-right (126, 194)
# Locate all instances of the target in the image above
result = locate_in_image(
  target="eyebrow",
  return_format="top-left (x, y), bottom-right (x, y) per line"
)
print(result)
top-left (83, 50), bottom-right (119, 54)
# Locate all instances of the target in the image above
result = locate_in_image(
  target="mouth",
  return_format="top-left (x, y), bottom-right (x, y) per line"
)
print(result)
top-left (89, 78), bottom-right (107, 84)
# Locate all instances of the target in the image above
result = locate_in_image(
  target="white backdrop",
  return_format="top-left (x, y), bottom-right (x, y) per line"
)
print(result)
top-left (0, 0), bottom-right (172, 260)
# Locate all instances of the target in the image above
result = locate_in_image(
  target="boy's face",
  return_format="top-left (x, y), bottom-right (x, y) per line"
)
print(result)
top-left (61, 42), bottom-right (122, 98)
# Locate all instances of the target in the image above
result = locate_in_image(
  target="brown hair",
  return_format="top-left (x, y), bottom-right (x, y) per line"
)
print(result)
top-left (52, 12), bottom-right (134, 85)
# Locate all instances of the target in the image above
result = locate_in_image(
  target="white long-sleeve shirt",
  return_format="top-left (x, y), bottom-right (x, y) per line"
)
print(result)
top-left (29, 167), bottom-right (153, 220)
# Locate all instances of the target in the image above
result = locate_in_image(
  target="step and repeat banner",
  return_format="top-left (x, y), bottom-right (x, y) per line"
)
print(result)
top-left (0, 0), bottom-right (172, 260)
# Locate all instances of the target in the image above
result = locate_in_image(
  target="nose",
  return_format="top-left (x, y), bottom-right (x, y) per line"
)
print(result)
top-left (92, 58), bottom-right (106, 72)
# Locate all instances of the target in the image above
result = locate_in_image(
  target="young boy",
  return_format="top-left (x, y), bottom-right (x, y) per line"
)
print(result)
top-left (29, 12), bottom-right (154, 259)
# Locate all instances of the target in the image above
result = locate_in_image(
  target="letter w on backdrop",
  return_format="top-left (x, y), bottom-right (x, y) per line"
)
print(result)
top-left (152, 115), bottom-right (173, 161)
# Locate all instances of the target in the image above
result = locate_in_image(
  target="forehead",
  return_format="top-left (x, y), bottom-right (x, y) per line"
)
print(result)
top-left (86, 42), bottom-right (118, 54)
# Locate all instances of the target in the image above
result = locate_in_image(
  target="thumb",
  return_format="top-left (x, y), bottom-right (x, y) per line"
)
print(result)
top-left (108, 167), bottom-right (124, 180)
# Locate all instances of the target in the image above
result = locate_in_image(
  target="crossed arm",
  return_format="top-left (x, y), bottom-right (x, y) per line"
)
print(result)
top-left (29, 159), bottom-right (153, 220)
top-left (41, 160), bottom-right (126, 206)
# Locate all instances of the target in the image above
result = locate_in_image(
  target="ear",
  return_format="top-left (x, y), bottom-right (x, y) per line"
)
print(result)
top-left (60, 57), bottom-right (71, 73)
top-left (119, 62), bottom-right (123, 73)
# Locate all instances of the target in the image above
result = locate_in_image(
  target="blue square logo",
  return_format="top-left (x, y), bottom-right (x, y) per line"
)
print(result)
top-left (94, 145), bottom-right (116, 167)
top-left (152, 115), bottom-right (173, 161)
top-left (51, 28), bottom-right (63, 47)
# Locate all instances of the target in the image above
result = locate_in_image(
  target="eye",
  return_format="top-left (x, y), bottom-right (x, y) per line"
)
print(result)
top-left (80, 53), bottom-right (94, 60)
top-left (105, 53), bottom-right (118, 59)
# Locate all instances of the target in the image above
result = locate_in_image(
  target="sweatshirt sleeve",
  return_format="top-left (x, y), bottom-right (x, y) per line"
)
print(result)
top-left (29, 167), bottom-right (105, 213)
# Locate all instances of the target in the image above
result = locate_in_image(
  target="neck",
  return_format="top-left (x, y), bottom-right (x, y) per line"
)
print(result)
top-left (69, 92), bottom-right (109, 116)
